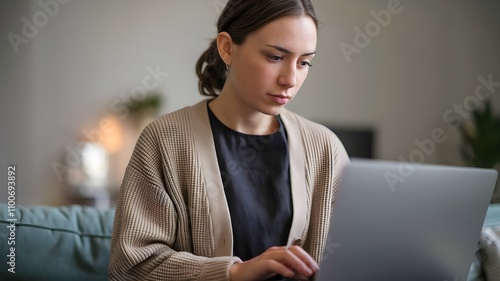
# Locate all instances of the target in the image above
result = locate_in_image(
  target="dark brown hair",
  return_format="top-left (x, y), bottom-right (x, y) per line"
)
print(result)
top-left (196, 0), bottom-right (319, 96)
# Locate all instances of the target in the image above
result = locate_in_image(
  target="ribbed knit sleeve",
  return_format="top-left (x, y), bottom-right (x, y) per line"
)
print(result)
top-left (109, 111), bottom-right (240, 281)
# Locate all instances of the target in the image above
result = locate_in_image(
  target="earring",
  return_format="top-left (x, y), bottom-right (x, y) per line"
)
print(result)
top-left (225, 64), bottom-right (230, 70)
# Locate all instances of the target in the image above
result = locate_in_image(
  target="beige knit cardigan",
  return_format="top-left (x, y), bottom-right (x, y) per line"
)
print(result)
top-left (109, 99), bottom-right (350, 281)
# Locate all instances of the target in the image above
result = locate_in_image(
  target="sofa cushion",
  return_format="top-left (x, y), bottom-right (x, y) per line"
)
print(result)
top-left (479, 226), bottom-right (500, 281)
top-left (465, 203), bottom-right (500, 281)
top-left (467, 246), bottom-right (485, 281)
top-left (0, 204), bottom-right (114, 281)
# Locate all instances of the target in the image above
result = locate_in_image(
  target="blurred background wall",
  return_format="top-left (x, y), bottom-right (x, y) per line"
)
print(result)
top-left (1, 0), bottom-right (499, 206)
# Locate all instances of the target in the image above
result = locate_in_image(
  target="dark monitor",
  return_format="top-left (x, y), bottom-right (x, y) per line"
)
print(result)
top-left (325, 126), bottom-right (375, 159)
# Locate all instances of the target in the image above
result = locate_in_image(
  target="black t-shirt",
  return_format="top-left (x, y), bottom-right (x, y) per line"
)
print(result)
top-left (208, 105), bottom-right (293, 263)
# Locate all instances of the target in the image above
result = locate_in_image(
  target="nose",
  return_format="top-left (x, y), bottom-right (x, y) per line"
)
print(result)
top-left (278, 64), bottom-right (297, 89)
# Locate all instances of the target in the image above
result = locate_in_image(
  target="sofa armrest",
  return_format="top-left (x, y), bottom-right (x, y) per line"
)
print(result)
top-left (0, 204), bottom-right (114, 281)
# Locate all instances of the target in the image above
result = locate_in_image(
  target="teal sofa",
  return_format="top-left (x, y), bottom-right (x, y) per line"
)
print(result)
top-left (0, 203), bottom-right (498, 281)
top-left (0, 204), bottom-right (114, 281)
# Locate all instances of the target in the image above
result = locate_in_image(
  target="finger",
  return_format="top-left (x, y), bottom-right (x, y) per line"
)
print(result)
top-left (262, 246), bottom-right (315, 278)
top-left (263, 259), bottom-right (296, 279)
top-left (287, 245), bottom-right (320, 272)
top-left (278, 247), bottom-right (314, 278)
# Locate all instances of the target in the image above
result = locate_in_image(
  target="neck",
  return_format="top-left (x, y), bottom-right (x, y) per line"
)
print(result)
top-left (208, 94), bottom-right (279, 135)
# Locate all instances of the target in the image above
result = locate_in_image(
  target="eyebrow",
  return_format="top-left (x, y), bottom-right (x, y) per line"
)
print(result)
top-left (265, 45), bottom-right (316, 56)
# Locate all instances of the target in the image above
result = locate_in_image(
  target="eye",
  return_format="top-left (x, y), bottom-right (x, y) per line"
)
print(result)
top-left (299, 61), bottom-right (313, 68)
top-left (268, 55), bottom-right (283, 62)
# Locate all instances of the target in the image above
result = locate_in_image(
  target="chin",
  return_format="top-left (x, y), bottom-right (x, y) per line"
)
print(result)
top-left (261, 105), bottom-right (285, 117)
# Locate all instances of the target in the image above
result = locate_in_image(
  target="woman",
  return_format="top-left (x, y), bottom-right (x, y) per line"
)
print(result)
top-left (109, 0), bottom-right (349, 280)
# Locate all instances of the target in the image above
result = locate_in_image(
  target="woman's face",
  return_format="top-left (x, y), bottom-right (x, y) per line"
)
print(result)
top-left (225, 15), bottom-right (317, 117)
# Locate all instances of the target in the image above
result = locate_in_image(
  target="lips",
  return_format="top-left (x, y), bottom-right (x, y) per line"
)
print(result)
top-left (268, 94), bottom-right (291, 105)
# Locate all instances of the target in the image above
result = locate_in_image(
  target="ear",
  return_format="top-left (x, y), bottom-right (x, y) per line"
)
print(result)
top-left (217, 32), bottom-right (233, 66)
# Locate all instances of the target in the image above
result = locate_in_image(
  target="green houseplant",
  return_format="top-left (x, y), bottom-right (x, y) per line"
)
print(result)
top-left (125, 92), bottom-right (163, 131)
top-left (126, 92), bottom-right (163, 117)
top-left (460, 98), bottom-right (500, 202)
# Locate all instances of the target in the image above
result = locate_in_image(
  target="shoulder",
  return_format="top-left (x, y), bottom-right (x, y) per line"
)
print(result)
top-left (142, 100), bottom-right (208, 139)
top-left (128, 100), bottom-right (209, 168)
top-left (280, 108), bottom-right (350, 165)
top-left (129, 100), bottom-right (209, 161)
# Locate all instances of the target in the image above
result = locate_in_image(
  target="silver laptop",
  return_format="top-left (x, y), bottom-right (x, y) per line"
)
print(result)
top-left (316, 159), bottom-right (498, 281)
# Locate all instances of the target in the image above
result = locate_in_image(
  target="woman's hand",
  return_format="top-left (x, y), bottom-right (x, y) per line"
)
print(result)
top-left (229, 245), bottom-right (319, 281)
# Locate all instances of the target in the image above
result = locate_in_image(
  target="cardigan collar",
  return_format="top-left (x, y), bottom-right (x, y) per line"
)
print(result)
top-left (190, 99), bottom-right (308, 256)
